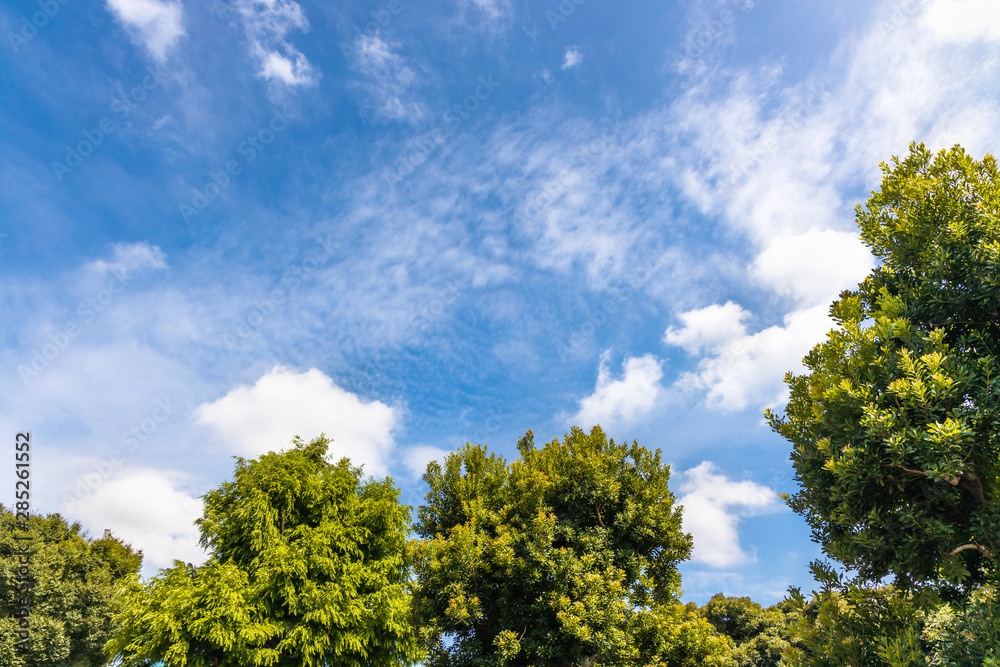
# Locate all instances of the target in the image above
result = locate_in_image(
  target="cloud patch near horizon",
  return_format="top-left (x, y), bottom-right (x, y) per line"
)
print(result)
top-left (65, 466), bottom-right (206, 574)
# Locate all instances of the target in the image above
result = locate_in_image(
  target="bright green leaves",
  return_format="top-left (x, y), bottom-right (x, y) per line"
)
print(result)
top-left (768, 144), bottom-right (1000, 592)
top-left (106, 435), bottom-right (421, 667)
top-left (781, 583), bottom-right (929, 667)
top-left (411, 426), bottom-right (703, 667)
top-left (922, 585), bottom-right (1000, 665)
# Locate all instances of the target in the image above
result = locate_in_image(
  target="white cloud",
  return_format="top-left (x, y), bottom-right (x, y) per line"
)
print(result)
top-left (652, 0), bottom-right (1000, 410)
top-left (88, 242), bottom-right (168, 277)
top-left (562, 46), bottom-right (583, 70)
top-left (572, 353), bottom-right (663, 427)
top-left (677, 461), bottom-right (783, 568)
top-left (233, 0), bottom-right (316, 86)
top-left (348, 34), bottom-right (423, 122)
top-left (451, 0), bottom-right (512, 33)
top-left (66, 467), bottom-right (205, 573)
top-left (664, 301), bottom-right (750, 355)
top-left (920, 0), bottom-right (1000, 42)
top-left (401, 445), bottom-right (452, 478)
top-left (194, 366), bottom-right (399, 475)
top-left (105, 0), bottom-right (184, 61)
top-left (752, 230), bottom-right (874, 304)
top-left (470, 0), bottom-right (510, 20)
top-left (669, 303), bottom-right (833, 411)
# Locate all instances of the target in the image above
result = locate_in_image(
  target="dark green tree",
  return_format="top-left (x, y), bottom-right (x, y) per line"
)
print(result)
top-left (0, 507), bottom-right (142, 666)
top-left (766, 144), bottom-right (1000, 591)
top-left (699, 594), bottom-right (788, 667)
top-left (410, 426), bottom-right (732, 667)
top-left (105, 435), bottom-right (421, 667)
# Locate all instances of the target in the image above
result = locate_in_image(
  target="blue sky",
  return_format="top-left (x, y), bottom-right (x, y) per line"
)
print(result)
top-left (2, 0), bottom-right (999, 605)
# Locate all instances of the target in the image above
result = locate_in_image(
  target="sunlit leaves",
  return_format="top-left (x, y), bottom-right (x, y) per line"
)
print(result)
top-left (767, 144), bottom-right (1000, 591)
top-left (410, 426), bottom-right (713, 667)
top-left (106, 436), bottom-right (420, 667)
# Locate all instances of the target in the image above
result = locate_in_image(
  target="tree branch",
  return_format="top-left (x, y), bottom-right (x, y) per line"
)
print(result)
top-left (947, 543), bottom-right (993, 559)
top-left (594, 503), bottom-right (606, 529)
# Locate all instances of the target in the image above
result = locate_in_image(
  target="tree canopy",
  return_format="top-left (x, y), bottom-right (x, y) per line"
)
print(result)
top-left (105, 435), bottom-right (420, 667)
top-left (0, 507), bottom-right (141, 667)
top-left (766, 143), bottom-right (1000, 591)
top-left (410, 425), bottom-right (730, 667)
top-left (699, 594), bottom-right (788, 667)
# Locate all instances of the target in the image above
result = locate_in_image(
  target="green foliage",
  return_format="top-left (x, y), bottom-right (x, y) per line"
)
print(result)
top-left (0, 507), bottom-right (142, 667)
top-left (699, 594), bottom-right (789, 667)
top-left (923, 585), bottom-right (1000, 666)
top-left (780, 580), bottom-right (928, 667)
top-left (766, 144), bottom-right (1000, 590)
top-left (411, 425), bottom-right (721, 666)
top-left (628, 603), bottom-right (736, 667)
top-left (105, 435), bottom-right (420, 667)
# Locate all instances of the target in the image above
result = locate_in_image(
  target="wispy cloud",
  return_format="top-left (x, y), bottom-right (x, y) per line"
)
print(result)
top-left (451, 0), bottom-right (512, 33)
top-left (347, 34), bottom-right (424, 122)
top-left (87, 242), bottom-right (168, 277)
top-left (233, 0), bottom-right (316, 86)
top-left (657, 0), bottom-right (1000, 411)
top-left (105, 0), bottom-right (185, 61)
top-left (921, 0), bottom-right (1000, 42)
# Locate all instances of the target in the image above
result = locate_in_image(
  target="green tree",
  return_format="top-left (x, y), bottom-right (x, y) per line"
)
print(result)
top-left (410, 425), bottom-right (731, 667)
top-left (699, 594), bottom-right (788, 667)
top-left (105, 435), bottom-right (421, 667)
top-left (0, 507), bottom-right (142, 666)
top-left (766, 144), bottom-right (1000, 591)
top-left (922, 584), bottom-right (1000, 666)
top-left (779, 575), bottom-right (928, 667)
